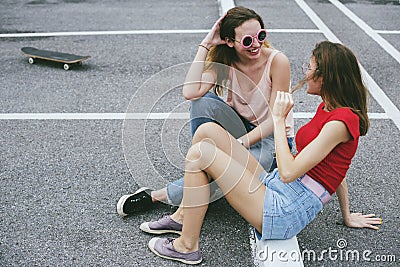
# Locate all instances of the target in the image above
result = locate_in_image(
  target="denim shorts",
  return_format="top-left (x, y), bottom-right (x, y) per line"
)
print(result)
top-left (256, 169), bottom-right (324, 240)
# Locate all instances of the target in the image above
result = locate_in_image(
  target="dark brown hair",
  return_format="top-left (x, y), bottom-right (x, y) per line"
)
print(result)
top-left (312, 41), bottom-right (370, 136)
top-left (205, 6), bottom-right (272, 95)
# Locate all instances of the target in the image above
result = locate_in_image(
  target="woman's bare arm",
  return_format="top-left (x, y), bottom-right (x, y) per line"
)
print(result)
top-left (337, 178), bottom-right (382, 230)
top-left (182, 15), bottom-right (226, 100)
top-left (240, 53), bottom-right (291, 147)
top-left (272, 92), bottom-right (351, 182)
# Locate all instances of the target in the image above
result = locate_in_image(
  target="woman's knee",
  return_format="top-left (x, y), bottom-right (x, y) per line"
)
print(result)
top-left (185, 140), bottom-right (217, 172)
top-left (193, 122), bottom-right (223, 142)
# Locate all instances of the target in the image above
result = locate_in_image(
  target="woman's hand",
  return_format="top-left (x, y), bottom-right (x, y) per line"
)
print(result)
top-left (272, 91), bottom-right (294, 121)
top-left (344, 213), bottom-right (382, 230)
top-left (201, 14), bottom-right (227, 49)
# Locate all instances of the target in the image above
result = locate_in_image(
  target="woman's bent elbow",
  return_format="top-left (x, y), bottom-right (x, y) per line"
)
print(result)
top-left (182, 90), bottom-right (192, 100)
top-left (182, 90), bottom-right (200, 100)
top-left (279, 170), bottom-right (297, 183)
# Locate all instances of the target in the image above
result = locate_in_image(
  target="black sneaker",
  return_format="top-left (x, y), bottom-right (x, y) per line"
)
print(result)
top-left (117, 187), bottom-right (155, 216)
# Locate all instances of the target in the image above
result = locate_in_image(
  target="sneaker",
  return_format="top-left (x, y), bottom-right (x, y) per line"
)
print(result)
top-left (148, 237), bottom-right (202, 265)
top-left (116, 187), bottom-right (154, 216)
top-left (140, 214), bottom-right (182, 235)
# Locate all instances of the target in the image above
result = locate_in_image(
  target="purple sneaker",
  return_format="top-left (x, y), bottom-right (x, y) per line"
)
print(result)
top-left (148, 237), bottom-right (202, 265)
top-left (140, 215), bottom-right (182, 235)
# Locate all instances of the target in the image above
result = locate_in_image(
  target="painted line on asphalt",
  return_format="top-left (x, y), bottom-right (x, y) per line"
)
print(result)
top-left (295, 112), bottom-right (388, 119)
top-left (268, 29), bottom-right (321, 33)
top-left (376, 30), bottom-right (400, 35)
top-left (295, 0), bottom-right (400, 130)
top-left (0, 29), bottom-right (322, 38)
top-left (218, 0), bottom-right (235, 15)
top-left (0, 113), bottom-right (184, 120)
top-left (0, 112), bottom-right (388, 120)
top-left (295, 0), bottom-right (340, 42)
top-left (0, 29), bottom-right (210, 38)
top-left (329, 0), bottom-right (400, 65)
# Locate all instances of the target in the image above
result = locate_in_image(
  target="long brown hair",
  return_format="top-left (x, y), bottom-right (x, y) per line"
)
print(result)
top-left (204, 6), bottom-right (273, 95)
top-left (312, 41), bottom-right (370, 136)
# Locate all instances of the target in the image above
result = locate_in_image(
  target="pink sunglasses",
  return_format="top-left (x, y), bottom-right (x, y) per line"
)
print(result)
top-left (233, 29), bottom-right (268, 49)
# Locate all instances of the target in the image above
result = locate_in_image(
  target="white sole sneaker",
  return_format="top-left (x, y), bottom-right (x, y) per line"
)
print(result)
top-left (116, 187), bottom-right (152, 216)
top-left (140, 221), bottom-right (182, 235)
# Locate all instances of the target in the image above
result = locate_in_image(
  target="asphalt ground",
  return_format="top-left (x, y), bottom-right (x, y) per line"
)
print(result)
top-left (1, 0), bottom-right (399, 266)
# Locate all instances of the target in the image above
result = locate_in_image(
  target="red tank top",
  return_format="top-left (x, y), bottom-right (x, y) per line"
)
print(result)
top-left (295, 102), bottom-right (360, 194)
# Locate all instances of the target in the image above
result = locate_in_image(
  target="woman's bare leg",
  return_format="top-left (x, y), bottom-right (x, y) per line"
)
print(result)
top-left (151, 122), bottom-right (261, 204)
top-left (170, 206), bottom-right (184, 223)
top-left (173, 138), bottom-right (266, 252)
top-left (170, 122), bottom-right (265, 228)
top-left (150, 188), bottom-right (167, 202)
top-left (192, 122), bottom-right (263, 176)
top-left (174, 168), bottom-right (210, 252)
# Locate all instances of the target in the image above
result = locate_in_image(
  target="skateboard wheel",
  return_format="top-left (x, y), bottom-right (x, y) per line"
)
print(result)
top-left (28, 58), bottom-right (34, 64)
top-left (63, 64), bottom-right (70, 71)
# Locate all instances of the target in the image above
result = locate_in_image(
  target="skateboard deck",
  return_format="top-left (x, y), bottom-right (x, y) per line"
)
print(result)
top-left (21, 47), bottom-right (90, 70)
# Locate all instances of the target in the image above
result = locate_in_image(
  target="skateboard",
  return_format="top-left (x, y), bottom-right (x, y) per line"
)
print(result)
top-left (21, 47), bottom-right (90, 70)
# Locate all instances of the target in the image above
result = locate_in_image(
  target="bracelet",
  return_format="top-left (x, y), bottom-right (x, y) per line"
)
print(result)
top-left (198, 44), bottom-right (210, 51)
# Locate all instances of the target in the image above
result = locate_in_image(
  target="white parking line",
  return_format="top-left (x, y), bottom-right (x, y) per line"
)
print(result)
top-left (0, 29), bottom-right (321, 38)
top-left (218, 0), bottom-right (235, 15)
top-left (294, 112), bottom-right (388, 119)
top-left (0, 112), bottom-right (388, 120)
top-left (376, 30), bottom-right (400, 35)
top-left (0, 29), bottom-right (210, 38)
top-left (0, 113), bottom-right (186, 120)
top-left (296, 0), bottom-right (400, 130)
top-left (268, 29), bottom-right (321, 33)
top-left (329, 0), bottom-right (400, 65)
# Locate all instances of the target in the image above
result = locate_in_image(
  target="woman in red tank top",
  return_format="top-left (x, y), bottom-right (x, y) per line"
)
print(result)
top-left (143, 40), bottom-right (382, 265)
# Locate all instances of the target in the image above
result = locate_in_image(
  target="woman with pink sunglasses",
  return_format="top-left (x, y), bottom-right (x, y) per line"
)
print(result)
top-left (117, 6), bottom-right (294, 217)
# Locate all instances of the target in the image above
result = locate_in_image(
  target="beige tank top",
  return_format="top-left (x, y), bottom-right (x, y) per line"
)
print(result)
top-left (226, 50), bottom-right (294, 137)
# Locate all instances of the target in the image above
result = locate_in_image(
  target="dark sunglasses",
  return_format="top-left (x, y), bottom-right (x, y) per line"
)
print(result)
top-left (233, 29), bottom-right (268, 49)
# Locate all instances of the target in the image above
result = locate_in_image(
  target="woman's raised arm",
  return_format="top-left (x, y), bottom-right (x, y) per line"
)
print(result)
top-left (182, 15), bottom-right (226, 100)
top-left (272, 91), bottom-right (351, 182)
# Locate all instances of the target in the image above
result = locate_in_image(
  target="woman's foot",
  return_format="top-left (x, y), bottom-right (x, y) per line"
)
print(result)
top-left (116, 187), bottom-right (156, 216)
top-left (148, 237), bottom-right (202, 265)
top-left (140, 214), bottom-right (183, 235)
top-left (117, 187), bottom-right (169, 216)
